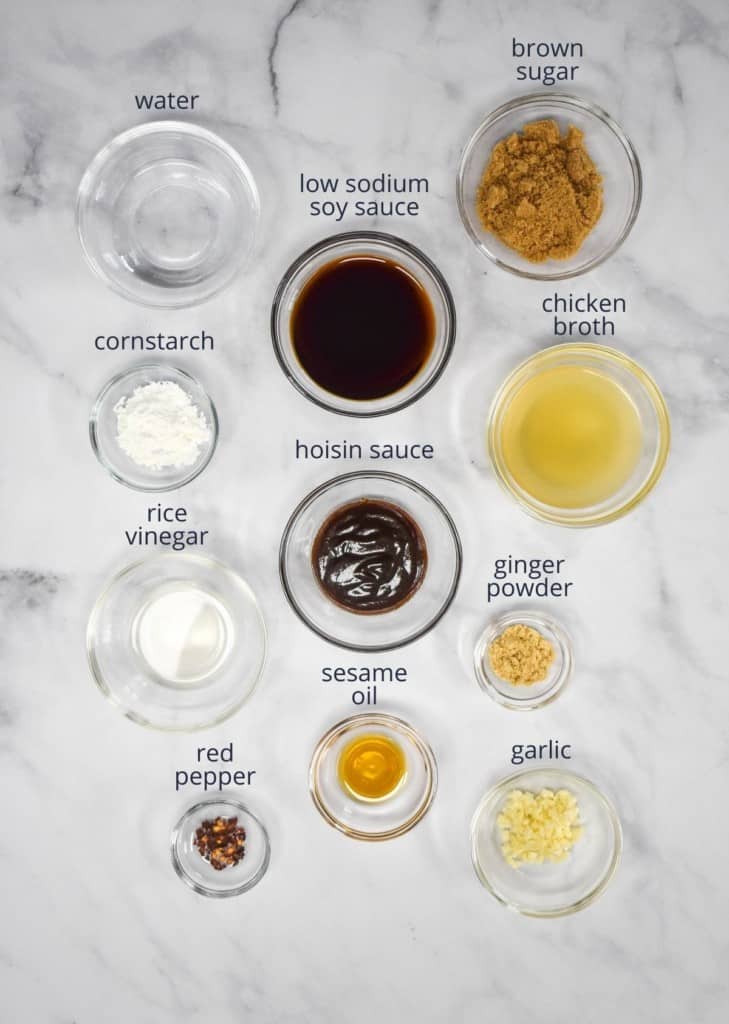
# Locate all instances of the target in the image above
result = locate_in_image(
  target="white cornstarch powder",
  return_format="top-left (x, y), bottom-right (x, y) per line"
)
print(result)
top-left (114, 380), bottom-right (212, 470)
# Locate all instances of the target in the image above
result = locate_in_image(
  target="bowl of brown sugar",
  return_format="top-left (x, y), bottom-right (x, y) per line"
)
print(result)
top-left (457, 94), bottom-right (641, 280)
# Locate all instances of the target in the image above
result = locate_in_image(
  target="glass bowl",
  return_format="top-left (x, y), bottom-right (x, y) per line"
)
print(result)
top-left (310, 713), bottom-right (437, 841)
top-left (487, 343), bottom-right (670, 527)
top-left (171, 797), bottom-right (270, 897)
top-left (87, 553), bottom-right (267, 731)
top-left (474, 609), bottom-right (573, 710)
top-left (457, 93), bottom-right (641, 279)
top-left (77, 121), bottom-right (259, 307)
top-left (280, 471), bottom-right (462, 651)
top-left (271, 231), bottom-right (456, 416)
top-left (471, 768), bottom-right (622, 916)
top-left (90, 363), bottom-right (218, 492)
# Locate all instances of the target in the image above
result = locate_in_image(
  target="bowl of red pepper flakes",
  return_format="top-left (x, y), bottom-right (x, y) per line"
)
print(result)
top-left (171, 797), bottom-right (270, 897)
top-left (194, 815), bottom-right (247, 871)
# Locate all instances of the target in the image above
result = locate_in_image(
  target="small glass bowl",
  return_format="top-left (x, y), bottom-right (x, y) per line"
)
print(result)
top-left (474, 610), bottom-right (573, 710)
top-left (271, 231), bottom-right (456, 416)
top-left (171, 797), bottom-right (270, 897)
top-left (457, 93), bottom-right (641, 279)
top-left (280, 471), bottom-right (462, 651)
top-left (87, 553), bottom-right (267, 731)
top-left (77, 121), bottom-right (259, 307)
top-left (90, 363), bottom-right (218, 492)
top-left (310, 713), bottom-right (437, 841)
top-left (487, 343), bottom-right (670, 527)
top-left (471, 768), bottom-right (622, 917)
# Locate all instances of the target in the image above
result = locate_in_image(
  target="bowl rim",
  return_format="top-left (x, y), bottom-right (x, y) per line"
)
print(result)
top-left (86, 551), bottom-right (268, 732)
top-left (76, 119), bottom-right (260, 309)
top-left (486, 342), bottom-right (671, 527)
top-left (473, 608), bottom-right (574, 710)
top-left (470, 766), bottom-right (623, 917)
top-left (270, 229), bottom-right (457, 417)
top-left (170, 796), bottom-right (271, 897)
top-left (456, 92), bottom-right (643, 280)
top-left (89, 361), bottom-right (219, 492)
top-left (309, 712), bottom-right (438, 841)
top-left (279, 469), bottom-right (463, 651)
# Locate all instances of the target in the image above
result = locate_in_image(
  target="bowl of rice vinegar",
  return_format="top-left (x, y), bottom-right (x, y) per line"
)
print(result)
top-left (488, 343), bottom-right (670, 526)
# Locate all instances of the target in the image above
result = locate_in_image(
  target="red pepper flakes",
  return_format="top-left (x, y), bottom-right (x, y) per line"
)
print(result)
top-left (194, 816), bottom-right (246, 871)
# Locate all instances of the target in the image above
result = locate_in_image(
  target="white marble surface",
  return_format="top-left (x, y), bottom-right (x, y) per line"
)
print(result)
top-left (1, 0), bottom-right (728, 1020)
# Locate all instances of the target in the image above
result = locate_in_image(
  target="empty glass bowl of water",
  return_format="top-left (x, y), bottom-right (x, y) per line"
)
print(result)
top-left (77, 121), bottom-right (259, 308)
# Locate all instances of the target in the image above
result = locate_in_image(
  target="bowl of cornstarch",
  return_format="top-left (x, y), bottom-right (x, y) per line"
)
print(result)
top-left (90, 363), bottom-right (218, 491)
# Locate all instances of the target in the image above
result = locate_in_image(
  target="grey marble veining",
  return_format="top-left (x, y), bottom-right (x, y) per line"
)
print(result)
top-left (1, 0), bottom-right (728, 1021)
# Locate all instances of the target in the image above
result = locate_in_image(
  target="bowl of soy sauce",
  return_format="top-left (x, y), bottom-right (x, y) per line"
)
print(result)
top-left (271, 231), bottom-right (456, 416)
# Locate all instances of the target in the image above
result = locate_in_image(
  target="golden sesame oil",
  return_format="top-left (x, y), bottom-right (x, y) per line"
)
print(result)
top-left (337, 733), bottom-right (407, 802)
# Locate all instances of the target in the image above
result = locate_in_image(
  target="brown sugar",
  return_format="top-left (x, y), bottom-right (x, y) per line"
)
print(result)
top-left (476, 119), bottom-right (603, 262)
top-left (487, 623), bottom-right (555, 686)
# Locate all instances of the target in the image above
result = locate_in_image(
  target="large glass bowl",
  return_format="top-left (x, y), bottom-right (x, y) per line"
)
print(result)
top-left (487, 343), bottom-right (670, 527)
top-left (471, 768), bottom-right (622, 917)
top-left (87, 553), bottom-right (267, 731)
top-left (280, 471), bottom-right (462, 651)
top-left (271, 232), bottom-right (456, 416)
top-left (309, 713), bottom-right (437, 841)
top-left (457, 93), bottom-right (641, 279)
top-left (77, 121), bottom-right (259, 307)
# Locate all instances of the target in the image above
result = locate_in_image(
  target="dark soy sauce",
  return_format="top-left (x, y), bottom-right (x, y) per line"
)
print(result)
top-left (291, 255), bottom-right (435, 401)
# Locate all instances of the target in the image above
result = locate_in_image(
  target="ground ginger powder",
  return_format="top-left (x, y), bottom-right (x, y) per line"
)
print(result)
top-left (488, 623), bottom-right (555, 686)
top-left (476, 119), bottom-right (603, 262)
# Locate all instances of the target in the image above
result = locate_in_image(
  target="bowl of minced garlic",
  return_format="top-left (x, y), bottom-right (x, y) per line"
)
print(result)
top-left (471, 768), bottom-right (623, 915)
top-left (474, 611), bottom-right (572, 710)
top-left (497, 788), bottom-right (582, 868)
top-left (457, 93), bottom-right (642, 279)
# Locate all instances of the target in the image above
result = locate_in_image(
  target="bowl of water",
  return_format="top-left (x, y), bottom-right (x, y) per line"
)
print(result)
top-left (77, 121), bottom-right (259, 308)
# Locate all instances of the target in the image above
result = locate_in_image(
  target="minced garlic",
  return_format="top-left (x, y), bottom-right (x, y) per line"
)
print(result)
top-left (497, 788), bottom-right (582, 868)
